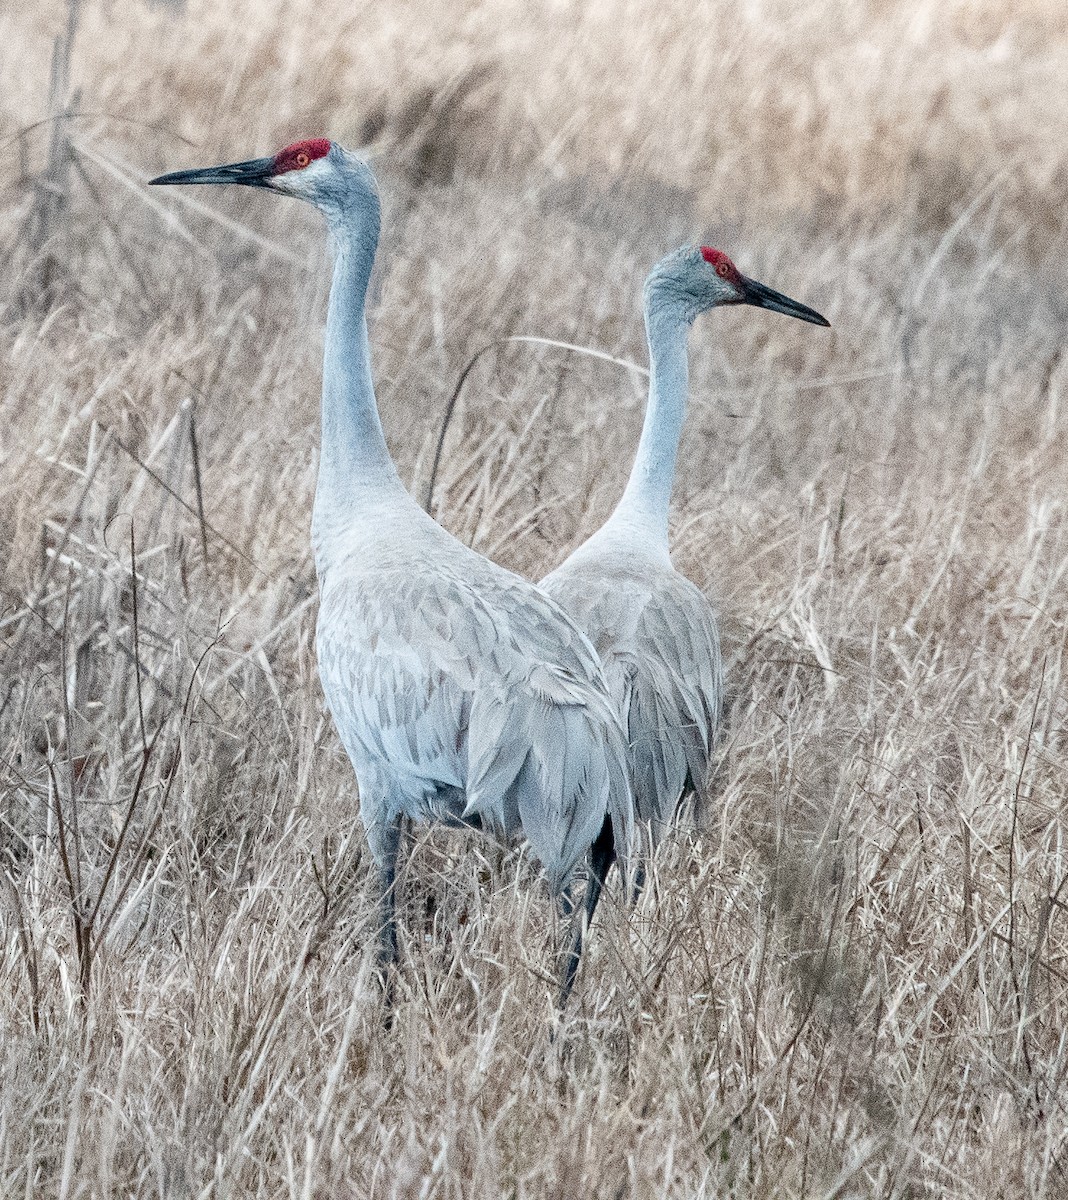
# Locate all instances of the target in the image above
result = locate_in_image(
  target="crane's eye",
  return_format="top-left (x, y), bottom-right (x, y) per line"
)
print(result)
top-left (716, 262), bottom-right (731, 279)
top-left (295, 152), bottom-right (310, 168)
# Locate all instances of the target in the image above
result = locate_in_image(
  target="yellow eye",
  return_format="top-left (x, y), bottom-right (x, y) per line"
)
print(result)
top-left (716, 262), bottom-right (730, 278)
top-left (296, 152), bottom-right (310, 168)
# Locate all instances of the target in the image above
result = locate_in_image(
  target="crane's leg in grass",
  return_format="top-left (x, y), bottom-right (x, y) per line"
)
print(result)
top-left (558, 814), bottom-right (617, 1009)
top-left (374, 816), bottom-right (402, 1012)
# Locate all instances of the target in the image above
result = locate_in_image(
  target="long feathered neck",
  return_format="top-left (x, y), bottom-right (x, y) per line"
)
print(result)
top-left (608, 289), bottom-right (691, 548)
top-left (313, 181), bottom-right (406, 556)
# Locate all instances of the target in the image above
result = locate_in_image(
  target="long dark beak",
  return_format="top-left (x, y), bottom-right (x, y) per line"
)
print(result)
top-left (741, 277), bottom-right (830, 327)
top-left (148, 156), bottom-right (275, 188)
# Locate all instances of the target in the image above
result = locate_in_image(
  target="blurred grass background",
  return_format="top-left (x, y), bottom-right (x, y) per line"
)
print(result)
top-left (2, 0), bottom-right (1068, 1195)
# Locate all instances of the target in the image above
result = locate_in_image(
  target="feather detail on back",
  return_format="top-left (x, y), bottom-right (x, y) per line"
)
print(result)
top-left (315, 509), bottom-right (632, 888)
top-left (541, 547), bottom-right (722, 845)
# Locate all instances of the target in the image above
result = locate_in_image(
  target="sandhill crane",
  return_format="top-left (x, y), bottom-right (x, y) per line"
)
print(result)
top-left (150, 140), bottom-right (633, 1005)
top-left (542, 245), bottom-right (829, 899)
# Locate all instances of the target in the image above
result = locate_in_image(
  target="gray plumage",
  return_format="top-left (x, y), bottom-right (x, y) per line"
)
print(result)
top-left (151, 141), bottom-right (633, 1000)
top-left (543, 544), bottom-right (721, 843)
top-left (315, 506), bottom-right (632, 891)
top-left (543, 245), bottom-right (828, 847)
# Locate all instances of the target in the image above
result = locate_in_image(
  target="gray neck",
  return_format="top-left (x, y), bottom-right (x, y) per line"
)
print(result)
top-left (312, 196), bottom-right (405, 550)
top-left (609, 297), bottom-right (691, 547)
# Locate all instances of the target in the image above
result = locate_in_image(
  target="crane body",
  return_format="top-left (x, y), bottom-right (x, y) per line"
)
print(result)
top-left (543, 246), bottom-right (829, 862)
top-left (543, 539), bottom-right (722, 848)
top-left (151, 141), bottom-right (633, 1001)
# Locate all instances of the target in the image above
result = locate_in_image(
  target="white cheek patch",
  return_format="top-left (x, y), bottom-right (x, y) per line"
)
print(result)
top-left (275, 156), bottom-right (332, 193)
top-left (300, 157), bottom-right (332, 181)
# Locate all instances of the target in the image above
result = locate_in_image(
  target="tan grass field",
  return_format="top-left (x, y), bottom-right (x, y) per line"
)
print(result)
top-left (3, 0), bottom-right (1068, 1194)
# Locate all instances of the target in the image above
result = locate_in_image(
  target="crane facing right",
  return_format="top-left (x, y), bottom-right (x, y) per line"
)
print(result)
top-left (541, 245), bottom-right (829, 905)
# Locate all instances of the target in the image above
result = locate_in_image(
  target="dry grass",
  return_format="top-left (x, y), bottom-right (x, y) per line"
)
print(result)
top-left (3, 0), bottom-right (1068, 1194)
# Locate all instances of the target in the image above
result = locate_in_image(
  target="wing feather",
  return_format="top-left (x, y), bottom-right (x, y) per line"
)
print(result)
top-left (316, 542), bottom-right (633, 884)
top-left (542, 558), bottom-right (722, 838)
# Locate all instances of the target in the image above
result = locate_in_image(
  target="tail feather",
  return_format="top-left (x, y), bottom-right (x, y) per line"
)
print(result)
top-left (465, 687), bottom-right (634, 891)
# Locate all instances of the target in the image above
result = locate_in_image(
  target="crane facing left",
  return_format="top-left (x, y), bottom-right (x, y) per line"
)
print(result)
top-left (150, 140), bottom-right (634, 1011)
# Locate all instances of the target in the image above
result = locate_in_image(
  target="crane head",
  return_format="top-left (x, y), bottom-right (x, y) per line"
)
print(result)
top-left (646, 246), bottom-right (829, 327)
top-left (148, 139), bottom-right (375, 210)
top-left (699, 246), bottom-right (829, 325)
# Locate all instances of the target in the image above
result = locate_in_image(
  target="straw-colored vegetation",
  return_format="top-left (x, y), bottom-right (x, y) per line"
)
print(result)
top-left (3, 0), bottom-right (1068, 1194)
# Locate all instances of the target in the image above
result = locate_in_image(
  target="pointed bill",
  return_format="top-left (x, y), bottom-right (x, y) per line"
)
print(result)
top-left (741, 277), bottom-right (830, 327)
top-left (148, 157), bottom-right (276, 187)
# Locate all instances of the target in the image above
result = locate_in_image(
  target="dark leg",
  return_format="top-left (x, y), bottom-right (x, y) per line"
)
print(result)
top-left (375, 818), bottom-right (402, 1015)
top-left (557, 814), bottom-right (617, 1010)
